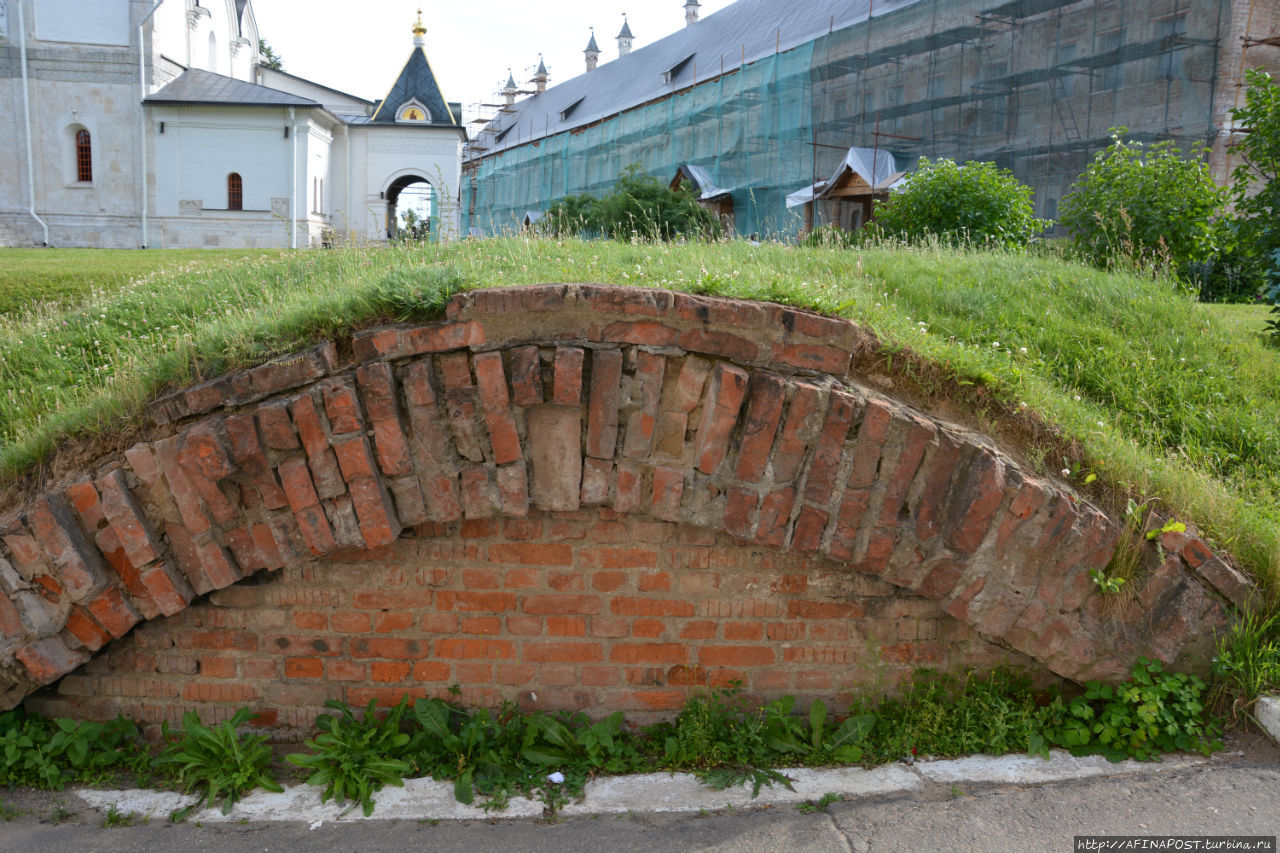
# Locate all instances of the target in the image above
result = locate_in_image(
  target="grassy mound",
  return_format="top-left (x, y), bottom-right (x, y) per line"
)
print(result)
top-left (0, 239), bottom-right (1276, 596)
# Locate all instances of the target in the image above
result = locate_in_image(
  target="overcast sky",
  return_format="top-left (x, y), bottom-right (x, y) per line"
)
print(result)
top-left (252, 1), bottom-right (737, 123)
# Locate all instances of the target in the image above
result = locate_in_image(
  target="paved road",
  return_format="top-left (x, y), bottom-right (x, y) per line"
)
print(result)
top-left (2, 735), bottom-right (1277, 852)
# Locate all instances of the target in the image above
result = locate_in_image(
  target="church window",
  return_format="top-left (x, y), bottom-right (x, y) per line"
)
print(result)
top-left (228, 173), bottom-right (243, 210)
top-left (75, 129), bottom-right (93, 183)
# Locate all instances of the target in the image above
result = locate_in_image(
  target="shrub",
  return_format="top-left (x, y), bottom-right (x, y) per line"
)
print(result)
top-left (1227, 69), bottom-right (1280, 305)
top-left (869, 157), bottom-right (1047, 250)
top-left (1059, 129), bottom-right (1226, 281)
top-left (544, 164), bottom-right (721, 241)
top-left (286, 698), bottom-right (412, 816)
top-left (0, 710), bottom-right (146, 789)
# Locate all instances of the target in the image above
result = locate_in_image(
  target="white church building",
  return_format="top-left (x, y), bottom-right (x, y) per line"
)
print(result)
top-left (0, 0), bottom-right (465, 248)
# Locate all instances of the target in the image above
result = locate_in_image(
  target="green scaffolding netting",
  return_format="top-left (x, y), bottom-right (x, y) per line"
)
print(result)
top-left (464, 0), bottom-right (1227, 239)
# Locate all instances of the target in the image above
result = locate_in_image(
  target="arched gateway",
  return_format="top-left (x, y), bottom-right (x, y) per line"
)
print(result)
top-left (0, 286), bottom-right (1251, 732)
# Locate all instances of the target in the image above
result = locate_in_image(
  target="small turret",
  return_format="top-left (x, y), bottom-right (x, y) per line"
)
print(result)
top-left (584, 28), bottom-right (601, 72)
top-left (533, 55), bottom-right (549, 94)
top-left (685, 0), bottom-right (701, 26)
top-left (617, 15), bottom-right (634, 57)
top-left (502, 70), bottom-right (518, 107)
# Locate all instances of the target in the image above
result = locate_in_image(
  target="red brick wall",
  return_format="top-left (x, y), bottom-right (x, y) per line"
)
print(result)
top-left (26, 513), bottom-right (1037, 734)
top-left (0, 284), bottom-right (1247, 716)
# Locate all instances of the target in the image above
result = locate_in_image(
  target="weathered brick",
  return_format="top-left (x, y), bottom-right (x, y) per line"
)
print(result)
top-left (332, 435), bottom-right (402, 550)
top-left (461, 466), bottom-right (499, 519)
top-left (693, 363), bottom-right (749, 475)
top-left (223, 526), bottom-right (269, 574)
top-left (64, 606), bottom-right (112, 651)
top-left (65, 479), bottom-right (106, 531)
top-left (138, 563), bottom-right (193, 616)
top-left (86, 587), bottom-right (141, 638)
top-left (526, 406), bottom-right (582, 512)
top-left (258, 399), bottom-right (301, 451)
top-left (224, 412), bottom-right (288, 509)
top-left (178, 418), bottom-right (236, 482)
top-left (387, 477), bottom-right (429, 526)
top-left (197, 540), bottom-right (241, 589)
top-left (600, 320), bottom-right (679, 347)
top-left (790, 506), bottom-right (829, 554)
top-left (438, 352), bottom-right (486, 463)
top-left (472, 351), bottom-right (523, 465)
top-left (497, 464), bottom-right (530, 517)
top-left (651, 467), bottom-right (684, 522)
top-left (585, 349), bottom-right (623, 459)
top-left (356, 362), bottom-right (414, 477)
top-left (614, 462), bottom-right (642, 514)
top-left (96, 469), bottom-right (161, 569)
top-left (326, 496), bottom-right (365, 549)
top-left (755, 487), bottom-right (797, 547)
top-left (846, 400), bottom-right (894, 490)
top-left (803, 391), bottom-right (858, 504)
top-left (735, 373), bottom-right (786, 483)
top-left (621, 350), bottom-right (665, 459)
top-left (913, 435), bottom-right (966, 542)
top-left (723, 486), bottom-right (757, 541)
top-left (17, 636), bottom-right (89, 685)
top-left (277, 457), bottom-right (338, 556)
top-left (876, 416), bottom-right (937, 527)
top-left (943, 450), bottom-right (1007, 556)
top-left (400, 321), bottom-right (485, 356)
top-left (770, 382), bottom-right (824, 483)
top-left (26, 496), bottom-right (108, 603)
top-left (770, 341), bottom-right (850, 374)
top-left (290, 394), bottom-right (346, 499)
top-left (580, 458), bottom-right (612, 506)
top-left (320, 377), bottom-right (364, 436)
top-left (553, 346), bottom-right (585, 406)
top-left (677, 329), bottom-right (759, 362)
top-left (232, 344), bottom-right (334, 403)
top-left (508, 345), bottom-right (544, 406)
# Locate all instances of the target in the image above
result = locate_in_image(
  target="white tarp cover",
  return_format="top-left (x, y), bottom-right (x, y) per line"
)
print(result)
top-left (678, 165), bottom-right (732, 201)
top-left (786, 147), bottom-right (906, 208)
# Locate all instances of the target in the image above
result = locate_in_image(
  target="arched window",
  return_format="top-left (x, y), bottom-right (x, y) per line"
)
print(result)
top-left (227, 173), bottom-right (243, 210)
top-left (75, 129), bottom-right (93, 183)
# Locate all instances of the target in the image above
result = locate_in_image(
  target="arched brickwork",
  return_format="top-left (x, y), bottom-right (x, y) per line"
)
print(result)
top-left (0, 284), bottom-right (1256, 718)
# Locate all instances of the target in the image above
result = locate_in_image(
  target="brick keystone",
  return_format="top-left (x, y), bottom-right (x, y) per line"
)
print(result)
top-left (553, 347), bottom-right (584, 406)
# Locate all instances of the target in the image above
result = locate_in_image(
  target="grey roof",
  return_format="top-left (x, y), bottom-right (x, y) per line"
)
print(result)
top-left (370, 48), bottom-right (460, 126)
top-left (505, 71), bottom-right (517, 89)
top-left (536, 57), bottom-right (548, 76)
top-left (786, 148), bottom-right (908, 208)
top-left (474, 0), bottom-right (922, 160)
top-left (145, 68), bottom-right (320, 107)
top-left (618, 17), bottom-right (634, 39)
top-left (585, 31), bottom-right (600, 53)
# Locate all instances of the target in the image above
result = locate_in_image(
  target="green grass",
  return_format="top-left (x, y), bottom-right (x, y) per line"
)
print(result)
top-left (0, 239), bottom-right (1277, 596)
top-left (0, 248), bottom-right (279, 316)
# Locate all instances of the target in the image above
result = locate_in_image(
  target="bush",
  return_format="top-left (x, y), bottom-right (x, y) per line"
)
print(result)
top-left (156, 707), bottom-right (281, 817)
top-left (869, 157), bottom-right (1047, 250)
top-left (1228, 69), bottom-right (1280, 310)
top-left (544, 164), bottom-right (721, 241)
top-left (1059, 129), bottom-right (1226, 281)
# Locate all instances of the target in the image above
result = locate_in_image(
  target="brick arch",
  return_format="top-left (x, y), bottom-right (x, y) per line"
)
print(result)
top-left (0, 284), bottom-right (1254, 711)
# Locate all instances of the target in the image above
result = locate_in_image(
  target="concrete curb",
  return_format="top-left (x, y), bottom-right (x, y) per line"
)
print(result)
top-left (1256, 696), bottom-right (1280, 745)
top-left (72, 750), bottom-right (1207, 825)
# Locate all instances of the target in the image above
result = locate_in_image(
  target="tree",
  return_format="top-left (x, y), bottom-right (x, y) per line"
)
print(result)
top-left (259, 39), bottom-right (284, 71)
top-left (1059, 129), bottom-right (1225, 281)
top-left (1228, 68), bottom-right (1280, 312)
top-left (869, 158), bottom-right (1046, 250)
top-left (544, 165), bottom-right (720, 241)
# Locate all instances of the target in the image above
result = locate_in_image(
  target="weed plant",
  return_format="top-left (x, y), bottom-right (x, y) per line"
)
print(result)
top-left (155, 708), bottom-right (282, 817)
top-left (1211, 610), bottom-right (1280, 725)
top-left (0, 708), bottom-right (149, 789)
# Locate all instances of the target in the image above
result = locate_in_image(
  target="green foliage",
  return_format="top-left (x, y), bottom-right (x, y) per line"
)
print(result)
top-left (1211, 610), bottom-right (1280, 724)
top-left (1227, 70), bottom-right (1280, 306)
top-left (1044, 659), bottom-right (1219, 761)
top-left (1266, 249), bottom-right (1280, 343)
top-left (870, 158), bottom-right (1047, 250)
top-left (258, 39), bottom-right (284, 71)
top-left (286, 698), bottom-right (412, 816)
top-left (544, 165), bottom-right (721, 241)
top-left (155, 708), bottom-right (281, 817)
top-left (856, 669), bottom-right (1051, 763)
top-left (0, 709), bottom-right (146, 789)
top-left (1059, 129), bottom-right (1226, 281)
top-left (1089, 568), bottom-right (1127, 595)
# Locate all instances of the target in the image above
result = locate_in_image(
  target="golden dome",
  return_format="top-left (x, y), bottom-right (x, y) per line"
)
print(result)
top-left (412, 9), bottom-right (426, 38)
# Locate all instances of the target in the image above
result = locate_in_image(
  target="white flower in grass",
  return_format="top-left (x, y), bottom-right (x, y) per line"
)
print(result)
top-left (547, 771), bottom-right (565, 784)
